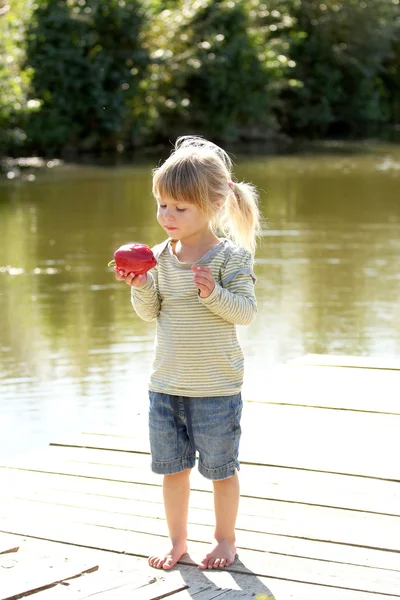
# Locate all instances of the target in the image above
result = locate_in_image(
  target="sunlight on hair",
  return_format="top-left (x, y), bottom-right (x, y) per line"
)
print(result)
top-left (152, 136), bottom-right (261, 253)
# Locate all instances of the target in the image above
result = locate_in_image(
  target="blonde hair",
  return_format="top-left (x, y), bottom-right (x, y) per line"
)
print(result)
top-left (152, 136), bottom-right (261, 254)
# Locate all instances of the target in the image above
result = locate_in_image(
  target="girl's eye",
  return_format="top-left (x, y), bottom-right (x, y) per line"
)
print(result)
top-left (158, 204), bottom-right (186, 212)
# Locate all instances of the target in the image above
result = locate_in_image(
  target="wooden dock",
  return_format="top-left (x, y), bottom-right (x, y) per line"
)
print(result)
top-left (0, 355), bottom-right (399, 599)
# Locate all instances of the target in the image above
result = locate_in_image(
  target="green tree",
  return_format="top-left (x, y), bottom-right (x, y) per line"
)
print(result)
top-left (143, 0), bottom-right (295, 142)
top-left (0, 0), bottom-right (34, 155)
top-left (24, 0), bottom-right (150, 154)
top-left (279, 0), bottom-right (400, 136)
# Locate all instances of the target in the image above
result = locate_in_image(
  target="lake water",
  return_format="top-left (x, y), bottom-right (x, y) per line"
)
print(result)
top-left (1, 142), bottom-right (400, 458)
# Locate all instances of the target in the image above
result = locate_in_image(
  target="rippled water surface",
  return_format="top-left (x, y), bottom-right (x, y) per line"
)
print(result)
top-left (1, 143), bottom-right (400, 457)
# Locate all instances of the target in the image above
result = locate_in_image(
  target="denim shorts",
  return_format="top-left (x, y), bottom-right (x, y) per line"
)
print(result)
top-left (148, 391), bottom-right (243, 480)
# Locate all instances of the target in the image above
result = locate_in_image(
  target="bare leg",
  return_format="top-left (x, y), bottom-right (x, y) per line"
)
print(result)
top-left (198, 471), bottom-right (239, 569)
top-left (148, 469), bottom-right (191, 570)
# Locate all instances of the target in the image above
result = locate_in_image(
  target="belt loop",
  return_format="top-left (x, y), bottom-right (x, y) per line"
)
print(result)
top-left (183, 398), bottom-right (195, 450)
top-left (171, 395), bottom-right (179, 419)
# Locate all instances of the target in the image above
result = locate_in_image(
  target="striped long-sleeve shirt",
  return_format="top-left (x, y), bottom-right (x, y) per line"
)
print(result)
top-left (131, 238), bottom-right (257, 397)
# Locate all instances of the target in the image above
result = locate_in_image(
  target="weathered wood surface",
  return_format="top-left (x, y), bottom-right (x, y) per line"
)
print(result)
top-left (0, 360), bottom-right (399, 599)
top-left (288, 353), bottom-right (400, 370)
top-left (22, 563), bottom-right (275, 600)
top-left (2, 467), bottom-right (400, 564)
top-left (7, 399), bottom-right (400, 479)
top-left (0, 543), bottom-right (98, 600)
top-left (246, 362), bottom-right (400, 413)
top-left (2, 459), bottom-right (400, 515)
top-left (0, 533), bottom-right (19, 554)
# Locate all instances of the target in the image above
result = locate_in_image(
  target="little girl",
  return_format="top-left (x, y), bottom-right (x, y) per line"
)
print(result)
top-left (115, 136), bottom-right (260, 571)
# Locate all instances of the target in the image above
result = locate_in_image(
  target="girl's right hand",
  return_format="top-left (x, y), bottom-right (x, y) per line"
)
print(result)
top-left (114, 268), bottom-right (148, 288)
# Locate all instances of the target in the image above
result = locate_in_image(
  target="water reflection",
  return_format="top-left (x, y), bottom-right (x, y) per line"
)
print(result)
top-left (1, 145), bottom-right (400, 456)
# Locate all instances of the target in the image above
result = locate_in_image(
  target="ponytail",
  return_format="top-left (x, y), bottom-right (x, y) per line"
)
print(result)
top-left (152, 135), bottom-right (262, 254)
top-left (217, 180), bottom-right (261, 255)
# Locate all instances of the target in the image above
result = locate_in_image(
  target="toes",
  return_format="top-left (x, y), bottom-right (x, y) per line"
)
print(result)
top-left (148, 556), bottom-right (167, 569)
top-left (162, 557), bottom-right (174, 570)
top-left (198, 557), bottom-right (209, 570)
top-left (212, 558), bottom-right (222, 569)
top-left (148, 556), bottom-right (159, 568)
top-left (199, 555), bottom-right (231, 570)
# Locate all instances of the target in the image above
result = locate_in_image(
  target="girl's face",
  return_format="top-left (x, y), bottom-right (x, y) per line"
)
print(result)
top-left (156, 196), bottom-right (212, 242)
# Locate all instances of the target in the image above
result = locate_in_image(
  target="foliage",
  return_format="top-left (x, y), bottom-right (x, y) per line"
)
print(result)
top-left (0, 0), bottom-right (399, 156)
top-left (143, 0), bottom-right (295, 141)
top-left (23, 0), bottom-right (150, 154)
top-left (0, 0), bottom-right (34, 154)
top-left (279, 0), bottom-right (400, 136)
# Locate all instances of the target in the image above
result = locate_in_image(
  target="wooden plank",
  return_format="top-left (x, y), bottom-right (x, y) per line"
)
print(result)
top-left (5, 404), bottom-right (400, 482)
top-left (28, 560), bottom-right (400, 600)
top-left (90, 572), bottom-right (194, 600)
top-left (0, 553), bottom-right (98, 600)
top-left (51, 396), bottom-right (400, 454)
top-left (0, 500), bottom-right (398, 576)
top-left (2, 469), bottom-right (400, 575)
top-left (288, 354), bottom-right (400, 370)
top-left (32, 572), bottom-right (255, 600)
top-left (47, 401), bottom-right (400, 480)
top-left (258, 579), bottom-right (400, 600)
top-left (2, 484), bottom-right (400, 563)
top-left (241, 403), bottom-right (400, 481)
top-left (2, 537), bottom-right (162, 600)
top-left (245, 364), bottom-right (400, 414)
top-left (0, 501), bottom-right (399, 595)
top-left (2, 462), bottom-right (400, 517)
top-left (52, 570), bottom-right (192, 600)
top-left (0, 533), bottom-right (19, 554)
top-left (27, 577), bottom-right (243, 600)
top-left (2, 447), bottom-right (400, 517)
top-left (171, 590), bottom-right (256, 600)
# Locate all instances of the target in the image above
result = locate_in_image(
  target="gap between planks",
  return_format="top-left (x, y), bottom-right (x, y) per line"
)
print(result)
top-left (287, 354), bottom-right (400, 370)
top-left (2, 479), bottom-right (400, 560)
top-left (45, 400), bottom-right (400, 481)
top-left (3, 462), bottom-right (400, 517)
top-left (0, 520), bottom-right (399, 598)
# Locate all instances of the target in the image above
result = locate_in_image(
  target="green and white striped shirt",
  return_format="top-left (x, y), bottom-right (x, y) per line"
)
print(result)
top-left (131, 238), bottom-right (257, 397)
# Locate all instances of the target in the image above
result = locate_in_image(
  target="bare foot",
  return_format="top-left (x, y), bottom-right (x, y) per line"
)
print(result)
top-left (148, 541), bottom-right (188, 570)
top-left (198, 539), bottom-right (237, 570)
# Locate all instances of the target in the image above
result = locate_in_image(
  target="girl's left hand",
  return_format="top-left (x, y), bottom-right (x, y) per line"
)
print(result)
top-left (192, 265), bottom-right (215, 298)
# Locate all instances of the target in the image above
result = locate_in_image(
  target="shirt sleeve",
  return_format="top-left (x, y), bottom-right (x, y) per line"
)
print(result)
top-left (130, 240), bottom-right (168, 322)
top-left (130, 270), bottom-right (161, 322)
top-left (199, 247), bottom-right (257, 325)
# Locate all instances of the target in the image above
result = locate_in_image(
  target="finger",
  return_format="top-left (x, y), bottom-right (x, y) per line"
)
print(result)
top-left (131, 273), bottom-right (148, 288)
top-left (195, 282), bottom-right (215, 298)
top-left (193, 274), bottom-right (213, 288)
top-left (125, 272), bottom-right (136, 285)
top-left (193, 269), bottom-right (214, 281)
top-left (192, 265), bottom-right (212, 275)
top-left (114, 268), bottom-right (126, 281)
top-left (195, 282), bottom-right (209, 292)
